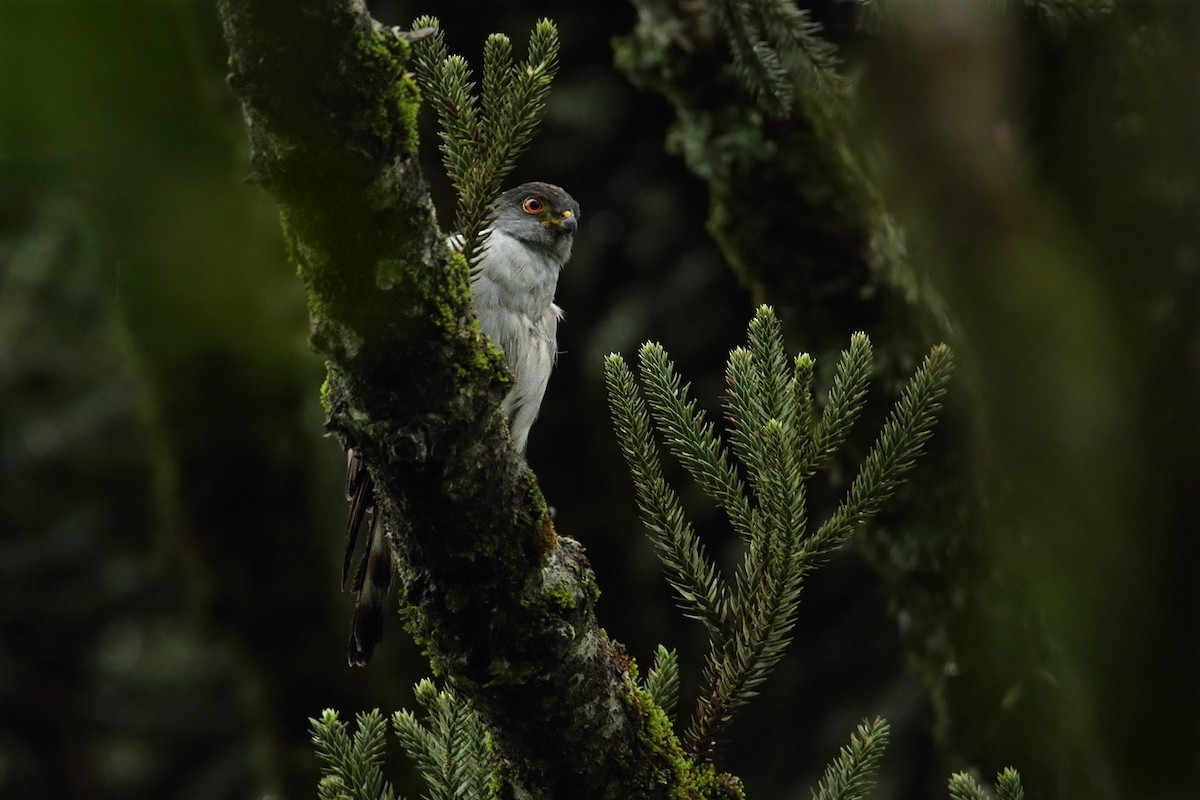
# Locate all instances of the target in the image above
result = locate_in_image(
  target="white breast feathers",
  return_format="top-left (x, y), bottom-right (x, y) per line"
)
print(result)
top-left (469, 228), bottom-right (565, 452)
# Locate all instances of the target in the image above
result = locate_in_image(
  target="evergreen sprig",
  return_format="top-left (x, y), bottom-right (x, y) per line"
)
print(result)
top-left (948, 772), bottom-right (991, 800)
top-left (604, 354), bottom-right (731, 642)
top-left (392, 679), bottom-right (493, 800)
top-left (645, 645), bottom-right (682, 720)
top-left (812, 717), bottom-right (891, 800)
top-left (995, 767), bottom-right (1026, 800)
top-left (638, 343), bottom-right (756, 542)
top-left (806, 342), bottom-right (953, 563)
top-left (410, 16), bottom-right (559, 262)
top-left (712, 0), bottom-right (844, 118)
top-left (807, 332), bottom-right (873, 477)
top-left (311, 709), bottom-right (400, 800)
top-left (605, 305), bottom-right (953, 756)
top-left (948, 767), bottom-right (1027, 800)
top-left (310, 685), bottom-right (493, 800)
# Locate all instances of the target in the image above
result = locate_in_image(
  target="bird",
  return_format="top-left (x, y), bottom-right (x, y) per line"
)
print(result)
top-left (342, 182), bottom-right (579, 665)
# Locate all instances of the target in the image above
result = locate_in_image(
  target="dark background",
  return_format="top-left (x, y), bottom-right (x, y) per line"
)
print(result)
top-left (2, 1), bottom-right (1197, 799)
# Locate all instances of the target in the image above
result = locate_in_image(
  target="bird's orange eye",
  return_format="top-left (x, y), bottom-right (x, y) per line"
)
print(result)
top-left (522, 197), bottom-right (543, 214)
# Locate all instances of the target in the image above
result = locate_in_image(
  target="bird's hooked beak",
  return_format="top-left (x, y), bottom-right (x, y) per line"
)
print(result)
top-left (546, 209), bottom-right (577, 234)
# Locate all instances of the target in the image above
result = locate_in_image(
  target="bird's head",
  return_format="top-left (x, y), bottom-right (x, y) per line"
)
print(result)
top-left (490, 182), bottom-right (580, 262)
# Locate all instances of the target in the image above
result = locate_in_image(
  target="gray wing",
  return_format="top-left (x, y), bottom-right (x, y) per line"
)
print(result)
top-left (502, 303), bottom-right (561, 452)
top-left (472, 261), bottom-right (560, 452)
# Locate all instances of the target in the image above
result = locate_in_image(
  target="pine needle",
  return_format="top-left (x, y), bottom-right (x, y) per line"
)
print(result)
top-left (949, 771), bottom-right (993, 800)
top-left (310, 709), bottom-right (401, 800)
top-left (605, 354), bottom-right (731, 642)
top-left (711, 0), bottom-right (845, 118)
top-left (646, 645), bottom-right (682, 720)
top-left (812, 717), bottom-right (891, 800)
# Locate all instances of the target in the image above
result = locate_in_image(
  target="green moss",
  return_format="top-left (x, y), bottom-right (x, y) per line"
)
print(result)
top-left (434, 250), bottom-right (513, 385)
top-left (399, 603), bottom-right (452, 678)
top-left (443, 250), bottom-right (472, 301)
top-left (432, 250), bottom-right (471, 331)
top-left (347, 20), bottom-right (421, 154)
top-left (543, 580), bottom-right (576, 612)
top-left (319, 370), bottom-right (333, 416)
top-left (620, 679), bottom-right (744, 800)
top-left (528, 481), bottom-right (549, 521)
top-left (279, 211), bottom-right (323, 315)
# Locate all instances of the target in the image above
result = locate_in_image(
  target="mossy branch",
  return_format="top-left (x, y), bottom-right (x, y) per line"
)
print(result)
top-left (217, 4), bottom-right (737, 797)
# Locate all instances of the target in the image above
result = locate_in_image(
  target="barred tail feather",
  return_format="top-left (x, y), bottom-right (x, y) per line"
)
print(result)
top-left (343, 449), bottom-right (395, 666)
top-left (343, 450), bottom-right (372, 588)
top-left (348, 511), bottom-right (394, 666)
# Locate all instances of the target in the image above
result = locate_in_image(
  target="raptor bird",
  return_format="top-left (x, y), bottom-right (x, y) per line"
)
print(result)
top-left (342, 182), bottom-right (579, 665)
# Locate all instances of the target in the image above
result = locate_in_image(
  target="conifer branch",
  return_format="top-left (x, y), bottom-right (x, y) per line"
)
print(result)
top-left (756, 417), bottom-right (805, 559)
top-left (690, 313), bottom-right (807, 753)
top-left (995, 768), bottom-right (1026, 800)
top-left (712, 0), bottom-right (844, 118)
top-left (411, 16), bottom-right (559, 262)
top-left (604, 354), bottom-right (731, 641)
top-left (724, 346), bottom-right (770, 495)
top-left (948, 771), bottom-right (992, 800)
top-left (812, 717), bottom-right (891, 800)
top-left (806, 332), bottom-right (873, 477)
top-left (689, 420), bottom-right (808, 754)
top-left (637, 343), bottom-right (756, 542)
top-left (749, 0), bottom-right (842, 97)
top-left (792, 352), bottom-right (816, 458)
top-left (713, 0), bottom-right (793, 117)
top-left (950, 767), bottom-right (1027, 800)
top-left (311, 709), bottom-right (401, 800)
top-left (646, 645), bottom-right (682, 721)
top-left (947, 766), bottom-right (1027, 800)
top-left (606, 305), bottom-right (953, 758)
top-left (746, 306), bottom-right (796, 432)
top-left (807, 343), bottom-right (953, 562)
top-left (392, 680), bottom-right (493, 800)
